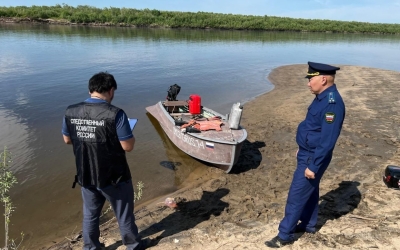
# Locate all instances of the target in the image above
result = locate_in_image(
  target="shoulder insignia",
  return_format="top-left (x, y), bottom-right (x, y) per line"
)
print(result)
top-left (325, 112), bottom-right (335, 124)
top-left (328, 92), bottom-right (335, 104)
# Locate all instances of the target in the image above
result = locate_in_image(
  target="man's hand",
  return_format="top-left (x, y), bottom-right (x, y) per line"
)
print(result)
top-left (305, 168), bottom-right (315, 179)
top-left (63, 135), bottom-right (72, 144)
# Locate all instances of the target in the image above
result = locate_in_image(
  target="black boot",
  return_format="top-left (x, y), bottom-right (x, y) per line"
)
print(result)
top-left (265, 236), bottom-right (294, 248)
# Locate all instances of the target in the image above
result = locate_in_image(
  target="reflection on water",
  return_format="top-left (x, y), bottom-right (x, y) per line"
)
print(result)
top-left (3, 23), bottom-right (400, 45)
top-left (0, 108), bottom-right (34, 174)
top-left (147, 113), bottom-right (206, 187)
top-left (0, 23), bottom-right (400, 248)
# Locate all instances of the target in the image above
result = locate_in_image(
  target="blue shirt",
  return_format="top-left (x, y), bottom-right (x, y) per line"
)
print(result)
top-left (62, 98), bottom-right (133, 141)
top-left (295, 84), bottom-right (345, 173)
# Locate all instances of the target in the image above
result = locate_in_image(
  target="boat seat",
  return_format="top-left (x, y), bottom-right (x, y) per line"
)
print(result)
top-left (163, 100), bottom-right (188, 113)
top-left (163, 100), bottom-right (188, 107)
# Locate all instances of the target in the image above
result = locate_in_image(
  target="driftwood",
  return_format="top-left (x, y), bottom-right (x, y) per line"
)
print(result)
top-left (349, 215), bottom-right (378, 221)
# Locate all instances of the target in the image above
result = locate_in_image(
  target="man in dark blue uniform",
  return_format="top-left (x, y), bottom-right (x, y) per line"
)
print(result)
top-left (266, 62), bottom-right (346, 248)
top-left (62, 72), bottom-right (146, 250)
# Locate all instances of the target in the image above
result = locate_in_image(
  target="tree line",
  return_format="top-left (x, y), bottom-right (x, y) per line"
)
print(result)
top-left (1, 4), bottom-right (399, 34)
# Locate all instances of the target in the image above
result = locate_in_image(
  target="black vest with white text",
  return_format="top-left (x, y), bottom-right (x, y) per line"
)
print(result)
top-left (65, 102), bottom-right (131, 188)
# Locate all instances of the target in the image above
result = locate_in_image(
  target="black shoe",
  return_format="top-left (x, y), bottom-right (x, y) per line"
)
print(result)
top-left (136, 238), bottom-right (150, 250)
top-left (265, 236), bottom-right (294, 248)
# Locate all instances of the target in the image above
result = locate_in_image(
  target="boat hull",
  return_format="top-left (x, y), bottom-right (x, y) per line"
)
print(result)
top-left (146, 101), bottom-right (247, 173)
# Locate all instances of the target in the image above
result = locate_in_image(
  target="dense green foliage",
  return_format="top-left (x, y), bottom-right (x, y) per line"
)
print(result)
top-left (1, 4), bottom-right (400, 34)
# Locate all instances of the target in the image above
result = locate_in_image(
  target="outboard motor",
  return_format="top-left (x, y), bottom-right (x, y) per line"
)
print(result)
top-left (166, 84), bottom-right (181, 101)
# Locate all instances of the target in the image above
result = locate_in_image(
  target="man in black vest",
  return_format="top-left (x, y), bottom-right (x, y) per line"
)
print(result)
top-left (62, 72), bottom-right (145, 250)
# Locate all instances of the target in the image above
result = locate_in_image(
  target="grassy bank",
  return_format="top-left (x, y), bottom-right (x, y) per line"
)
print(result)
top-left (1, 4), bottom-right (400, 34)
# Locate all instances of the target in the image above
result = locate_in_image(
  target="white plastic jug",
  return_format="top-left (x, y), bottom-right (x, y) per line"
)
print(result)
top-left (228, 102), bottom-right (243, 129)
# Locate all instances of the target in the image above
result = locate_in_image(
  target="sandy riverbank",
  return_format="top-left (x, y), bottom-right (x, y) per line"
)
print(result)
top-left (46, 64), bottom-right (400, 250)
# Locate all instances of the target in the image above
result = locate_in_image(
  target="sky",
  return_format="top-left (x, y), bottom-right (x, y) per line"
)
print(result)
top-left (1, 0), bottom-right (400, 24)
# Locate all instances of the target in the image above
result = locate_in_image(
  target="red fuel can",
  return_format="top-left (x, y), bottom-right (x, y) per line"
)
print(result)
top-left (188, 94), bottom-right (201, 114)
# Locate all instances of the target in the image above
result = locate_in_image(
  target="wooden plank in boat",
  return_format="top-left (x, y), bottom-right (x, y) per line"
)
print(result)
top-left (163, 100), bottom-right (188, 107)
top-left (170, 113), bottom-right (192, 116)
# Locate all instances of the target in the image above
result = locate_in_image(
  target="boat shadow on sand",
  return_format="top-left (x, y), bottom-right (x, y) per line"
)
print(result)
top-left (229, 139), bottom-right (265, 174)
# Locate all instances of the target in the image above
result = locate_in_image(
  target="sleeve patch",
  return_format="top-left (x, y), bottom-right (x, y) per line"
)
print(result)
top-left (325, 112), bottom-right (335, 123)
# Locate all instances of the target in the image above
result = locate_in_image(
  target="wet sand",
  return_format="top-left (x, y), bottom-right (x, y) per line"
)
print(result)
top-left (46, 64), bottom-right (400, 249)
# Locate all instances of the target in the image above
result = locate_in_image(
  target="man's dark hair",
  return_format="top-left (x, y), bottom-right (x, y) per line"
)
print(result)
top-left (88, 72), bottom-right (117, 93)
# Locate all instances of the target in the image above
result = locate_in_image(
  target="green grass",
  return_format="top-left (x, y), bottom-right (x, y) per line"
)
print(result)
top-left (1, 4), bottom-right (400, 34)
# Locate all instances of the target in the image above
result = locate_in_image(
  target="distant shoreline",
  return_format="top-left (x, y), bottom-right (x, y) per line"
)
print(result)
top-left (0, 18), bottom-right (393, 35)
top-left (0, 17), bottom-right (128, 26)
top-left (2, 4), bottom-right (400, 35)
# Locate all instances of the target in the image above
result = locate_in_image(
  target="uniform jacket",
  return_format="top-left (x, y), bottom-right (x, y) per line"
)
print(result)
top-left (295, 84), bottom-right (345, 174)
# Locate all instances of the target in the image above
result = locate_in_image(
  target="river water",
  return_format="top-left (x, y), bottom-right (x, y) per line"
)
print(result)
top-left (0, 23), bottom-right (400, 248)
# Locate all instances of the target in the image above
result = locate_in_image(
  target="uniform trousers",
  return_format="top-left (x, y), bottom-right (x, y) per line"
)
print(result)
top-left (81, 180), bottom-right (140, 250)
top-left (277, 150), bottom-right (330, 241)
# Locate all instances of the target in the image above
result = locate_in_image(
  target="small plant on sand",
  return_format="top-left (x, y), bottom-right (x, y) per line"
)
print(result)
top-left (134, 181), bottom-right (144, 202)
top-left (0, 146), bottom-right (24, 250)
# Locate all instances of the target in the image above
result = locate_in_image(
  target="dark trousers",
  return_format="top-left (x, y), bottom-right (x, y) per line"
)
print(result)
top-left (81, 180), bottom-right (140, 250)
top-left (277, 150), bottom-right (329, 241)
